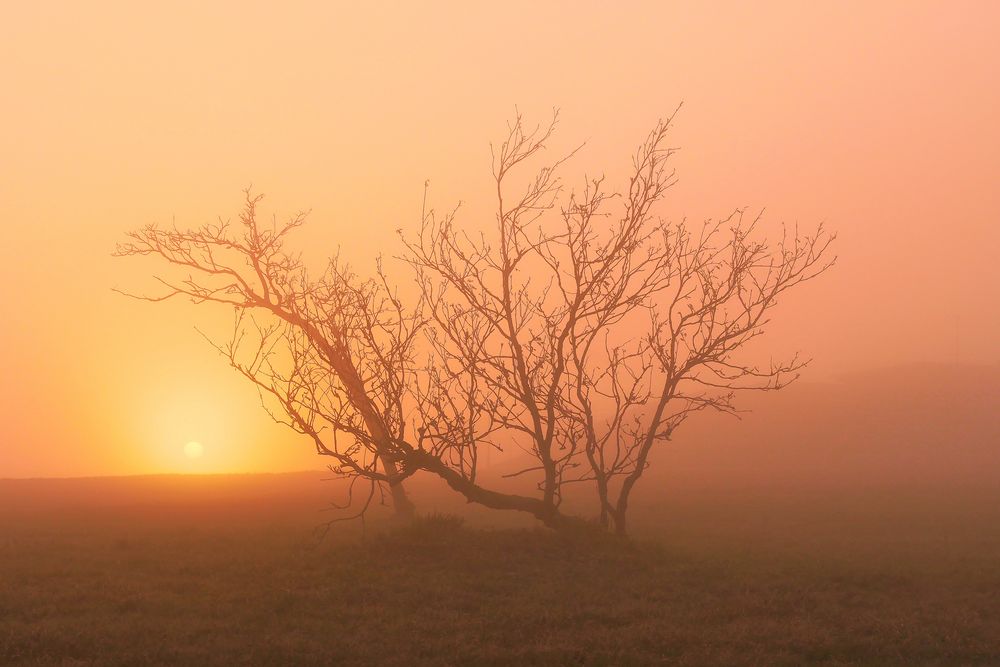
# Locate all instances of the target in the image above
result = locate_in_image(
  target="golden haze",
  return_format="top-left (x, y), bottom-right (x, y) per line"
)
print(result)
top-left (1, 1), bottom-right (998, 477)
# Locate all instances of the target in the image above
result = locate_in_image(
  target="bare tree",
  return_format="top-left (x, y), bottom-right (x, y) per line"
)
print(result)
top-left (403, 108), bottom-right (834, 535)
top-left (117, 109), bottom-right (833, 535)
top-left (114, 193), bottom-right (421, 518)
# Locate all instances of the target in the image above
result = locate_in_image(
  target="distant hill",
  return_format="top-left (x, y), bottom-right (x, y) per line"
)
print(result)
top-left (650, 362), bottom-right (1000, 488)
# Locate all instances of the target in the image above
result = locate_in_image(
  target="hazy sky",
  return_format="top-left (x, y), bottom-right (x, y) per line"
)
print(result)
top-left (1, 1), bottom-right (997, 477)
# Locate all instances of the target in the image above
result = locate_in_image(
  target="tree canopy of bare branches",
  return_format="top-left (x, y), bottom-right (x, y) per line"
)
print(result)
top-left (115, 193), bottom-right (422, 519)
top-left (117, 108), bottom-right (834, 535)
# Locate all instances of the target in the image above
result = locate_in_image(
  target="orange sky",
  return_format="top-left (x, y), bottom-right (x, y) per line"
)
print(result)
top-left (1, 1), bottom-right (998, 478)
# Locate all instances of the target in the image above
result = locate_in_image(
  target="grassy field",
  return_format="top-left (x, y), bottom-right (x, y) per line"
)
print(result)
top-left (1, 474), bottom-right (999, 665)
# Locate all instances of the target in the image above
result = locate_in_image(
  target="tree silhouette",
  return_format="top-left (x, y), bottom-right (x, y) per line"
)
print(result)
top-left (114, 195), bottom-right (420, 519)
top-left (117, 109), bottom-right (834, 534)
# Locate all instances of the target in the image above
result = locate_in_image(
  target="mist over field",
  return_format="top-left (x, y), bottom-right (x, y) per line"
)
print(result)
top-left (3, 1), bottom-right (1000, 664)
top-left (7, 363), bottom-right (997, 514)
top-left (4, 364), bottom-right (998, 664)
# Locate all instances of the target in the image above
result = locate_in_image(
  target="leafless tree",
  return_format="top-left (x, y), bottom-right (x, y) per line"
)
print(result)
top-left (403, 108), bottom-right (834, 535)
top-left (117, 109), bottom-right (833, 535)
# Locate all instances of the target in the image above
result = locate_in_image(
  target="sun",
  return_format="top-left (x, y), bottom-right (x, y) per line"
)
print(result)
top-left (183, 441), bottom-right (204, 459)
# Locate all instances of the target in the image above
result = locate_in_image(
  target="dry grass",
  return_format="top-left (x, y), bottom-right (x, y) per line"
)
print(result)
top-left (1, 476), bottom-right (998, 665)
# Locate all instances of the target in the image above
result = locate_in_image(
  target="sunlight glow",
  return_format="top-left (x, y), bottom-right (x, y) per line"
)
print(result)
top-left (184, 441), bottom-right (204, 459)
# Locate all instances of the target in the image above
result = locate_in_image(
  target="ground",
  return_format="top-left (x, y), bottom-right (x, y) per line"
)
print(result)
top-left (1, 474), bottom-right (998, 665)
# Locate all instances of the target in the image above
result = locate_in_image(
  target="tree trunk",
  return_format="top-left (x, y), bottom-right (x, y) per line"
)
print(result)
top-left (595, 472), bottom-right (610, 530)
top-left (280, 315), bottom-right (417, 520)
top-left (613, 509), bottom-right (627, 537)
top-left (381, 457), bottom-right (415, 520)
top-left (409, 449), bottom-right (590, 532)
